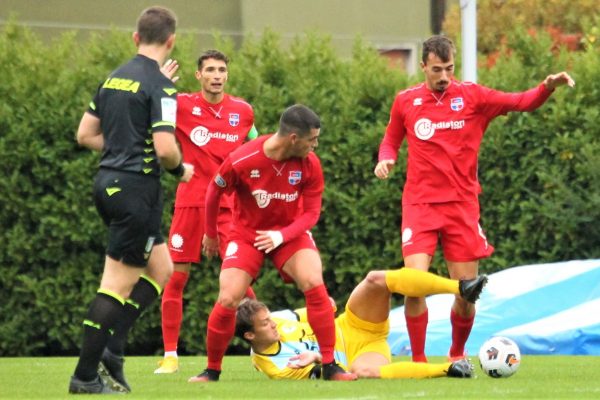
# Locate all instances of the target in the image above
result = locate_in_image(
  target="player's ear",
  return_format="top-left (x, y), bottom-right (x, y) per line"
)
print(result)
top-left (243, 331), bottom-right (255, 342)
top-left (132, 32), bottom-right (140, 47)
top-left (166, 33), bottom-right (176, 50)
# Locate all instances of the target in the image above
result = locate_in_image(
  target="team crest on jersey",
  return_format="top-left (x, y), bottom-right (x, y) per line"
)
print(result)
top-left (214, 174), bottom-right (226, 188)
top-left (413, 97), bottom-right (422, 106)
top-left (450, 97), bottom-right (464, 111)
top-left (250, 169), bottom-right (260, 179)
top-left (288, 171), bottom-right (302, 185)
top-left (192, 106), bottom-right (201, 116)
top-left (229, 113), bottom-right (240, 127)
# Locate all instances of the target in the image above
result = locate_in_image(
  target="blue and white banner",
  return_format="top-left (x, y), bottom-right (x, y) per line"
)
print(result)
top-left (387, 259), bottom-right (600, 355)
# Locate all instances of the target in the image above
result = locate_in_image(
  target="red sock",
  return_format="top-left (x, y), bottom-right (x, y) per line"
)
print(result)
top-left (161, 271), bottom-right (189, 352)
top-left (449, 309), bottom-right (475, 358)
top-left (406, 309), bottom-right (428, 362)
top-left (304, 285), bottom-right (336, 364)
top-left (244, 286), bottom-right (257, 300)
top-left (206, 302), bottom-right (236, 371)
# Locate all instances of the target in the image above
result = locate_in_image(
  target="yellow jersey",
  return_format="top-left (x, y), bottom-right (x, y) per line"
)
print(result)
top-left (250, 309), bottom-right (349, 379)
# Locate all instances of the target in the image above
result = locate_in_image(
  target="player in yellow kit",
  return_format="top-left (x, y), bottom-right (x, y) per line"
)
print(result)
top-left (235, 268), bottom-right (487, 379)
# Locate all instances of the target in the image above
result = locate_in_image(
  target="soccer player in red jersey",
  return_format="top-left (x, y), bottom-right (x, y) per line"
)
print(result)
top-left (154, 50), bottom-right (258, 374)
top-left (374, 35), bottom-right (574, 363)
top-left (189, 104), bottom-right (357, 382)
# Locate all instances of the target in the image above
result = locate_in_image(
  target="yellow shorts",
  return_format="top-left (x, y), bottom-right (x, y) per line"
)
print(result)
top-left (335, 306), bottom-right (391, 367)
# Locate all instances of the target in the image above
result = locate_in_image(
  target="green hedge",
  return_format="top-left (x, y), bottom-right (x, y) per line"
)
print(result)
top-left (0, 22), bottom-right (598, 356)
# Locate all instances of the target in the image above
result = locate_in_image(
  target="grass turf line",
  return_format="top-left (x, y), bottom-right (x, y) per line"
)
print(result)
top-left (1, 355), bottom-right (600, 399)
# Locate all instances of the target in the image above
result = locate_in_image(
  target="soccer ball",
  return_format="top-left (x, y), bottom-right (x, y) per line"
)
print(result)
top-left (478, 336), bottom-right (521, 378)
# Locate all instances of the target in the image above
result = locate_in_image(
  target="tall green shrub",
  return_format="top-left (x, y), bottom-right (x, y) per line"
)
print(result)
top-left (0, 21), bottom-right (598, 356)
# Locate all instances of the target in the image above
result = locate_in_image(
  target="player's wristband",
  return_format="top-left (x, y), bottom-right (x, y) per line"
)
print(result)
top-left (167, 162), bottom-right (184, 177)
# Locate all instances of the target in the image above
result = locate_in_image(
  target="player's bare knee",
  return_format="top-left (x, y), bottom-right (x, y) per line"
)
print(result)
top-left (217, 292), bottom-right (244, 309)
top-left (363, 270), bottom-right (386, 289)
top-left (298, 277), bottom-right (324, 291)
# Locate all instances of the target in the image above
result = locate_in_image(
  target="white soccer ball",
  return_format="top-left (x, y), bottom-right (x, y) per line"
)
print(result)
top-left (478, 336), bottom-right (521, 378)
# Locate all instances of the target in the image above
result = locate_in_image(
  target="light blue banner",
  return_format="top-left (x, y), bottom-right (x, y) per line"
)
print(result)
top-left (387, 259), bottom-right (600, 355)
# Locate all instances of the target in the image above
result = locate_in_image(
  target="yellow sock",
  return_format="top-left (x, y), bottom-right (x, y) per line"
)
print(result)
top-left (384, 268), bottom-right (459, 297)
top-left (380, 361), bottom-right (451, 379)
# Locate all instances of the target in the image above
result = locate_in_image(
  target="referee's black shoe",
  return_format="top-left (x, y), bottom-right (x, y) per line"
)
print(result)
top-left (68, 374), bottom-right (125, 394)
top-left (98, 348), bottom-right (131, 392)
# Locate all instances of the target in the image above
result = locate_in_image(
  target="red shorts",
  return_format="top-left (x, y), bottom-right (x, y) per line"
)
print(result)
top-left (168, 207), bottom-right (232, 263)
top-left (221, 231), bottom-right (318, 283)
top-left (401, 201), bottom-right (494, 262)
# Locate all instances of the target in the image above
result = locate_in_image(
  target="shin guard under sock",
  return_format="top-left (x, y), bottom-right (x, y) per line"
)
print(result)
top-left (106, 275), bottom-right (161, 356)
top-left (74, 290), bottom-right (124, 381)
top-left (206, 303), bottom-right (236, 371)
top-left (161, 271), bottom-right (189, 352)
top-left (304, 285), bottom-right (336, 364)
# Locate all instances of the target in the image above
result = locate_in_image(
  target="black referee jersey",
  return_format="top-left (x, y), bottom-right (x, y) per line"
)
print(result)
top-left (87, 54), bottom-right (177, 177)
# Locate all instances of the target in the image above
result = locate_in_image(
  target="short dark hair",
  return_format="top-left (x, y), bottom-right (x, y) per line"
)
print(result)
top-left (136, 6), bottom-right (177, 45)
top-left (197, 49), bottom-right (229, 70)
top-left (422, 35), bottom-right (456, 64)
top-left (235, 299), bottom-right (268, 343)
top-left (279, 104), bottom-right (321, 137)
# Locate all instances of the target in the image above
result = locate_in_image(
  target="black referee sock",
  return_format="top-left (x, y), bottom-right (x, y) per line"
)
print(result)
top-left (106, 275), bottom-right (161, 356)
top-left (74, 291), bottom-right (124, 381)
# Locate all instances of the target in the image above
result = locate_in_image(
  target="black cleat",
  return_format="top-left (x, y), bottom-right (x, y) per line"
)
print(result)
top-left (459, 275), bottom-right (488, 303)
top-left (446, 359), bottom-right (474, 378)
top-left (188, 368), bottom-right (221, 382)
top-left (98, 348), bottom-right (131, 392)
top-left (322, 362), bottom-right (358, 381)
top-left (68, 374), bottom-right (125, 394)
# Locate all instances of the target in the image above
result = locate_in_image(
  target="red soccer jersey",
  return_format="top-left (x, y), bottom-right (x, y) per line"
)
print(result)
top-left (378, 80), bottom-right (553, 204)
top-left (209, 135), bottom-right (325, 241)
top-left (174, 92), bottom-right (254, 207)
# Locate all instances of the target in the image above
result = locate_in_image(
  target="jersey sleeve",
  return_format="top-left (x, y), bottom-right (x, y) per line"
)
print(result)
top-left (87, 82), bottom-right (103, 117)
top-left (476, 83), bottom-right (553, 118)
top-left (279, 154), bottom-right (323, 242)
top-left (378, 94), bottom-right (407, 161)
top-left (149, 81), bottom-right (177, 134)
top-left (205, 157), bottom-right (237, 237)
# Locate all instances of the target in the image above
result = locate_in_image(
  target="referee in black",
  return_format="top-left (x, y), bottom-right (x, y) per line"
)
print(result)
top-left (69, 6), bottom-right (193, 394)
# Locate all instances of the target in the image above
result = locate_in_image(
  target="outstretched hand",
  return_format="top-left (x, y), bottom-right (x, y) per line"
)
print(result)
top-left (543, 71), bottom-right (575, 90)
top-left (287, 351), bottom-right (322, 369)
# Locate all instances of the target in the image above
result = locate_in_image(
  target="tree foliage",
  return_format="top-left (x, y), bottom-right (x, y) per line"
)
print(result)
top-left (443, 0), bottom-right (599, 54)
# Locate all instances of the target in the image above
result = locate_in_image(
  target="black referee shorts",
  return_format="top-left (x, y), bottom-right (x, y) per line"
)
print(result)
top-left (93, 169), bottom-right (165, 267)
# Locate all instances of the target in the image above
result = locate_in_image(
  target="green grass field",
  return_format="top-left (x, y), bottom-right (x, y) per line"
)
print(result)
top-left (1, 355), bottom-right (599, 399)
